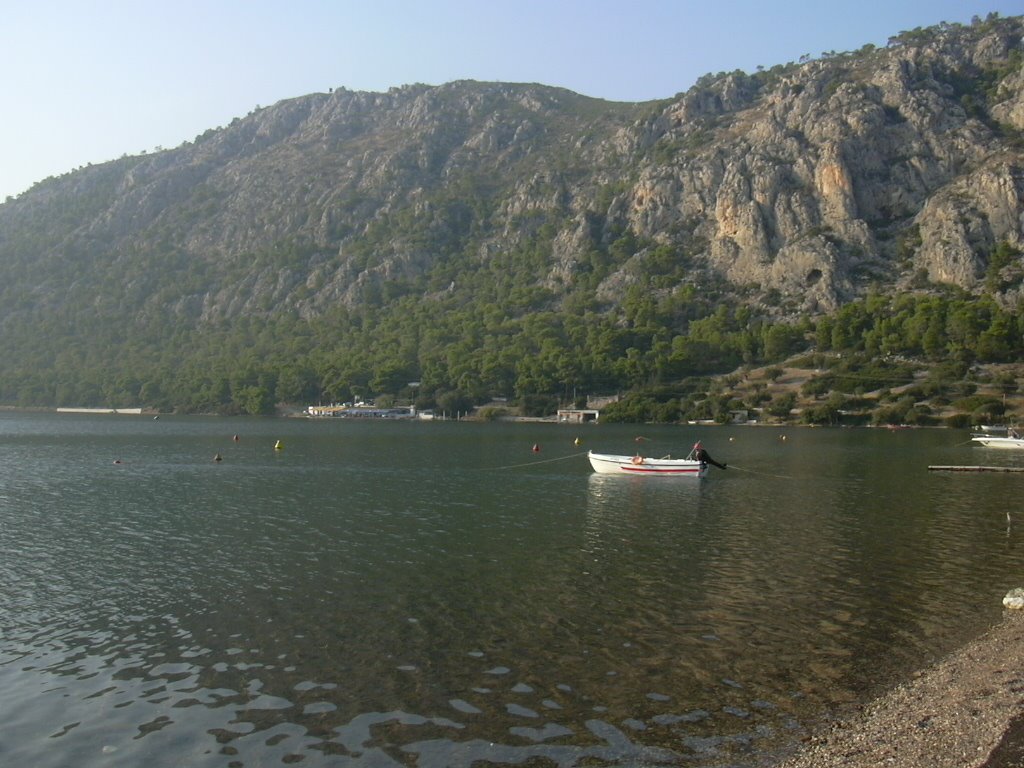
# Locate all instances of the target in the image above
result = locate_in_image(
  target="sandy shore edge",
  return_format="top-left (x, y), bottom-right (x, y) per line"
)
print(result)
top-left (775, 610), bottom-right (1024, 768)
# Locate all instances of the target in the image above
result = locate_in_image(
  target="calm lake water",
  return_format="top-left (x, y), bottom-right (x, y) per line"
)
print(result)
top-left (1, 412), bottom-right (1022, 767)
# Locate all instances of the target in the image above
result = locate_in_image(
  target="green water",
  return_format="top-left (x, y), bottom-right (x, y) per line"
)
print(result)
top-left (0, 413), bottom-right (1020, 767)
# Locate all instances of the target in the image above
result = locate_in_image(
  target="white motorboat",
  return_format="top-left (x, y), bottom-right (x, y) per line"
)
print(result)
top-left (587, 442), bottom-right (726, 477)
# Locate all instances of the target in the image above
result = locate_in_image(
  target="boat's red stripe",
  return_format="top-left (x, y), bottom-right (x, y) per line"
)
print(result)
top-left (620, 466), bottom-right (700, 474)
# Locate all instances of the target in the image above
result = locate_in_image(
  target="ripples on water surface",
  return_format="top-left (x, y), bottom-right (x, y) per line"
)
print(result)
top-left (0, 414), bottom-right (1021, 767)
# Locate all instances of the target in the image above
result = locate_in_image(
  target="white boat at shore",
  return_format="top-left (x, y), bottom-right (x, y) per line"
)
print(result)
top-left (971, 431), bottom-right (1024, 449)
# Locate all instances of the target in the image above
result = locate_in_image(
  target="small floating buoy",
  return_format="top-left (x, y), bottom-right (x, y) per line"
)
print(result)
top-left (213, 453), bottom-right (222, 462)
top-left (232, 434), bottom-right (240, 442)
top-left (574, 437), bottom-right (582, 446)
top-left (112, 459), bottom-right (122, 465)
top-left (274, 440), bottom-right (283, 450)
top-left (532, 444), bottom-right (540, 453)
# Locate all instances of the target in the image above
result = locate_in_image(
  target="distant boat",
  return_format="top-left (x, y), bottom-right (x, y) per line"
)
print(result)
top-left (588, 442), bottom-right (725, 477)
top-left (971, 429), bottom-right (1024, 449)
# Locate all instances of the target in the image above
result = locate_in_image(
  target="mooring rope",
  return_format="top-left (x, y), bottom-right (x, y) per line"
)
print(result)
top-left (489, 450), bottom-right (590, 471)
top-left (725, 464), bottom-right (792, 480)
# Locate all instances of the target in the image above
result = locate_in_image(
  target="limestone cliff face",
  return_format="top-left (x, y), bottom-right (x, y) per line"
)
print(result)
top-left (1, 16), bottom-right (1022, 327)
top-left (609, 18), bottom-right (1024, 313)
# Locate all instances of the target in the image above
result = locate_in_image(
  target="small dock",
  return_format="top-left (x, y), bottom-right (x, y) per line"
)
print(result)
top-left (928, 465), bottom-right (1024, 473)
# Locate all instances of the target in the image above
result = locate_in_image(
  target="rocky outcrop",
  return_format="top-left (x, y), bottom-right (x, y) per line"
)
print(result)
top-left (1, 16), bottom-right (1022, 327)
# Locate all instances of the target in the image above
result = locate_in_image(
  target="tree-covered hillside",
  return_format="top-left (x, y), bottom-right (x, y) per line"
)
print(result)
top-left (0, 14), bottom-right (1022, 419)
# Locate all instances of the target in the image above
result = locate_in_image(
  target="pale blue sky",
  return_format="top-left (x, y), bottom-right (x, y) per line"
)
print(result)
top-left (1, 1), bottom-right (1020, 201)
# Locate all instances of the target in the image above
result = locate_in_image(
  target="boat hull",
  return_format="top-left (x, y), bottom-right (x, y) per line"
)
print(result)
top-left (971, 436), bottom-right (1024, 449)
top-left (587, 451), bottom-right (707, 477)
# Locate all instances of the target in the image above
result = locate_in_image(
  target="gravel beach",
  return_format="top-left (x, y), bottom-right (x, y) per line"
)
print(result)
top-left (775, 610), bottom-right (1024, 768)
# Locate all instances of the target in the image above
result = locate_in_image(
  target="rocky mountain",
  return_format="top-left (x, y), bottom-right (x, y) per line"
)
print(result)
top-left (0, 14), bottom-right (1022, 412)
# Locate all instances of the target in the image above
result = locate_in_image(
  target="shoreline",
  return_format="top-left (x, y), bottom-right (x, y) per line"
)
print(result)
top-left (774, 609), bottom-right (1024, 768)
top-left (0, 404), bottom-right (985, 428)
